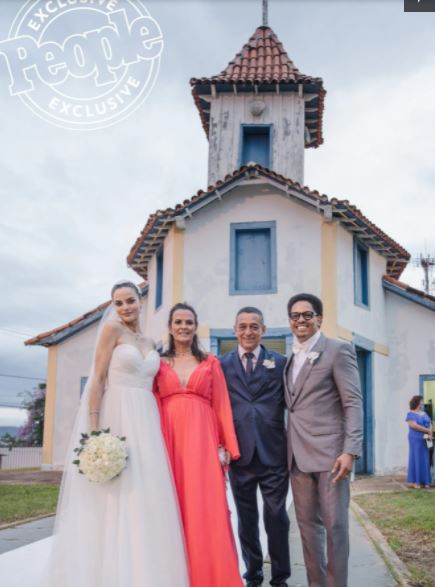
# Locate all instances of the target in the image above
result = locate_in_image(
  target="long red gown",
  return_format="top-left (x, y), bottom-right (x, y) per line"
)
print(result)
top-left (155, 354), bottom-right (243, 587)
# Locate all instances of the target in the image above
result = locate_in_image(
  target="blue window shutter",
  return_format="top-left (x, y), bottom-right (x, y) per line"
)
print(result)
top-left (240, 125), bottom-right (271, 168)
top-left (236, 229), bottom-right (271, 290)
top-left (354, 239), bottom-right (369, 307)
top-left (230, 221), bottom-right (277, 294)
top-left (155, 247), bottom-right (164, 309)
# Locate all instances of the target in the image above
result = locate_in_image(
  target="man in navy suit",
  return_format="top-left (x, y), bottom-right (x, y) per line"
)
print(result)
top-left (220, 307), bottom-right (290, 587)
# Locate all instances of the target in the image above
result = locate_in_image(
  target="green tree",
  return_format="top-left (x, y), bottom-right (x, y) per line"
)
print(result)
top-left (0, 432), bottom-right (25, 450)
top-left (16, 383), bottom-right (46, 446)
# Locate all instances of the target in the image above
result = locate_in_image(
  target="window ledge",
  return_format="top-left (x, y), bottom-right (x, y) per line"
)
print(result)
top-left (230, 287), bottom-right (278, 296)
top-left (354, 301), bottom-right (370, 311)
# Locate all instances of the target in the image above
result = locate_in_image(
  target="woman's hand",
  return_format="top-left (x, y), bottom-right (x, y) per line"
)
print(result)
top-left (408, 420), bottom-right (433, 434)
top-left (218, 446), bottom-right (231, 466)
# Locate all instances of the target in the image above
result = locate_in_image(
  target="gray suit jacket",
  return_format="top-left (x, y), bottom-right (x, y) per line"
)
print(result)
top-left (283, 334), bottom-right (363, 473)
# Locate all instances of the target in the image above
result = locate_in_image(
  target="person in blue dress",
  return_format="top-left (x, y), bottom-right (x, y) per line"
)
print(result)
top-left (406, 395), bottom-right (433, 488)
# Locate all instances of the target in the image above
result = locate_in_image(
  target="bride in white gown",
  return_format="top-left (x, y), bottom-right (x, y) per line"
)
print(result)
top-left (43, 281), bottom-right (189, 586)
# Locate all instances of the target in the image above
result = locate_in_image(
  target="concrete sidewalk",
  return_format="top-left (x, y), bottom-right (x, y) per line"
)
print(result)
top-left (0, 516), bottom-right (54, 555)
top-left (0, 504), bottom-right (399, 586)
top-left (1, 473), bottom-right (409, 584)
top-left (262, 505), bottom-right (398, 586)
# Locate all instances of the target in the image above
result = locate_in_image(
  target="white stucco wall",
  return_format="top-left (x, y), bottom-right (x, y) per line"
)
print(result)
top-left (381, 290), bottom-right (435, 472)
top-left (182, 184), bottom-right (322, 329)
top-left (336, 226), bottom-right (388, 346)
top-left (208, 93), bottom-right (305, 185)
top-left (52, 324), bottom-right (98, 467)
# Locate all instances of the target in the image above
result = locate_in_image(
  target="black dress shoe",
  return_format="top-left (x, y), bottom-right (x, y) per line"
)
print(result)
top-left (246, 581), bottom-right (263, 587)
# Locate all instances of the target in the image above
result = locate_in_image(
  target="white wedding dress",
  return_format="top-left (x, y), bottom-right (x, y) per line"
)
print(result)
top-left (42, 345), bottom-right (189, 586)
top-left (0, 343), bottom-right (289, 586)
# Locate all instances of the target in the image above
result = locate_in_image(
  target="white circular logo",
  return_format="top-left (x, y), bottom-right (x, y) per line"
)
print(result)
top-left (0, 0), bottom-right (164, 131)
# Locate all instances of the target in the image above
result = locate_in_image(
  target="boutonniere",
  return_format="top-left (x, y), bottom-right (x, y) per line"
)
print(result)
top-left (263, 358), bottom-right (276, 369)
top-left (307, 351), bottom-right (320, 365)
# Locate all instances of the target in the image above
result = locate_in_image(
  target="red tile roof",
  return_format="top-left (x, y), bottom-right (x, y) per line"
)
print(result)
top-left (383, 275), bottom-right (435, 306)
top-left (127, 163), bottom-right (410, 281)
top-left (190, 26), bottom-right (325, 148)
top-left (210, 26), bottom-right (317, 84)
top-left (25, 283), bottom-right (147, 347)
top-left (24, 301), bottom-right (111, 347)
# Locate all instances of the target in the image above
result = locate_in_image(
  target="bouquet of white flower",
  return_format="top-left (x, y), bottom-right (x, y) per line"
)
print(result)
top-left (73, 428), bottom-right (128, 483)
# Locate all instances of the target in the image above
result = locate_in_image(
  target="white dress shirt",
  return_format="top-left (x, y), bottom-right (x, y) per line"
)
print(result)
top-left (291, 331), bottom-right (321, 384)
top-left (238, 345), bottom-right (261, 372)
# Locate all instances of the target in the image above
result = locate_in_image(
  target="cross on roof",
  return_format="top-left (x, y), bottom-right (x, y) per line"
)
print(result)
top-left (263, 0), bottom-right (268, 26)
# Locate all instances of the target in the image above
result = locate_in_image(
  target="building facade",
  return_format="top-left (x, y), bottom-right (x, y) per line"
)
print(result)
top-left (26, 26), bottom-right (435, 474)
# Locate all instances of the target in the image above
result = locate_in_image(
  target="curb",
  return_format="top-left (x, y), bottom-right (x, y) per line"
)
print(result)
top-left (0, 513), bottom-right (54, 532)
top-left (350, 500), bottom-right (411, 587)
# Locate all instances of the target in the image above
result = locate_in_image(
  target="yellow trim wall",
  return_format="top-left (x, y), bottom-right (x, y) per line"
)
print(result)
top-left (374, 343), bottom-right (389, 356)
top-left (42, 346), bottom-right (57, 466)
top-left (321, 221), bottom-right (390, 353)
top-left (321, 222), bottom-right (338, 338)
top-left (170, 227), bottom-right (184, 306)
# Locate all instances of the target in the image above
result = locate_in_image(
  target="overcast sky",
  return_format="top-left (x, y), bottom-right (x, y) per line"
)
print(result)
top-left (1, 0), bottom-right (434, 416)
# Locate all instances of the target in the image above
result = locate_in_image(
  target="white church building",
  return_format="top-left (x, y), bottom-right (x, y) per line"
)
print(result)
top-left (26, 25), bottom-right (435, 475)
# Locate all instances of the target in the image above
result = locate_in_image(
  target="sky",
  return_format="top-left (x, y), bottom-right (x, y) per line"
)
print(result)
top-left (1, 0), bottom-right (435, 420)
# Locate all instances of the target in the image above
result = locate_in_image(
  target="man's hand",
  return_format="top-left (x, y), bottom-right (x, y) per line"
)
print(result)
top-left (331, 453), bottom-right (354, 483)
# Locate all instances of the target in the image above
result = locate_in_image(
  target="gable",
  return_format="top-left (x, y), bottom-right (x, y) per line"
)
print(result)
top-left (127, 164), bottom-right (410, 282)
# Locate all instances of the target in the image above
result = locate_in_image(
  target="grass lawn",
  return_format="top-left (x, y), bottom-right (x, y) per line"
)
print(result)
top-left (0, 484), bottom-right (59, 525)
top-left (0, 467), bottom-right (39, 473)
top-left (354, 491), bottom-right (435, 587)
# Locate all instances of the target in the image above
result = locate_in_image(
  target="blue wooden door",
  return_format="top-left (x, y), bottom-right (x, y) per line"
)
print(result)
top-left (355, 348), bottom-right (373, 474)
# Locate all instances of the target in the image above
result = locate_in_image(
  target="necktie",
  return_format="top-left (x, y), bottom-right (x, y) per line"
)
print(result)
top-left (244, 352), bottom-right (255, 378)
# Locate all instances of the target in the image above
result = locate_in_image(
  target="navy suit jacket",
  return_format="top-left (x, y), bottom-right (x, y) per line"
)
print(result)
top-left (220, 345), bottom-right (287, 468)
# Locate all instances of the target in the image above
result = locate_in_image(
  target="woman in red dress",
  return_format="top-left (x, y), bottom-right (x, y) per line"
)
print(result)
top-left (155, 302), bottom-right (243, 587)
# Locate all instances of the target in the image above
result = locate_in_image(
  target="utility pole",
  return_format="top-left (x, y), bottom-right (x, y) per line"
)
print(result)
top-left (414, 253), bottom-right (435, 295)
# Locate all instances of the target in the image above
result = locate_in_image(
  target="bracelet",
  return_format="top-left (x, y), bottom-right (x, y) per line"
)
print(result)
top-left (89, 410), bottom-right (100, 415)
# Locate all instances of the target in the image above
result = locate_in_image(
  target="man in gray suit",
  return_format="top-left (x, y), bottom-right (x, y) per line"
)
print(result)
top-left (284, 293), bottom-right (363, 587)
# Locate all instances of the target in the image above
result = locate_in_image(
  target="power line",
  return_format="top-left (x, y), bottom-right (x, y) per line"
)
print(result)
top-left (0, 327), bottom-right (32, 338)
top-left (0, 373), bottom-right (46, 381)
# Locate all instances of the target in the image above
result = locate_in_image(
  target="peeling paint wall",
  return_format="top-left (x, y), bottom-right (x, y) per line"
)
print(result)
top-left (208, 93), bottom-right (305, 185)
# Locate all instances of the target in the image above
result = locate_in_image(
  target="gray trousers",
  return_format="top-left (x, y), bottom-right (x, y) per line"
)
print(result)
top-left (290, 460), bottom-right (350, 587)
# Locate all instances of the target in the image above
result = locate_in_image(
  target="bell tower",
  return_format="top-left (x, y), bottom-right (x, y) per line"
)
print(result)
top-left (190, 8), bottom-right (325, 186)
